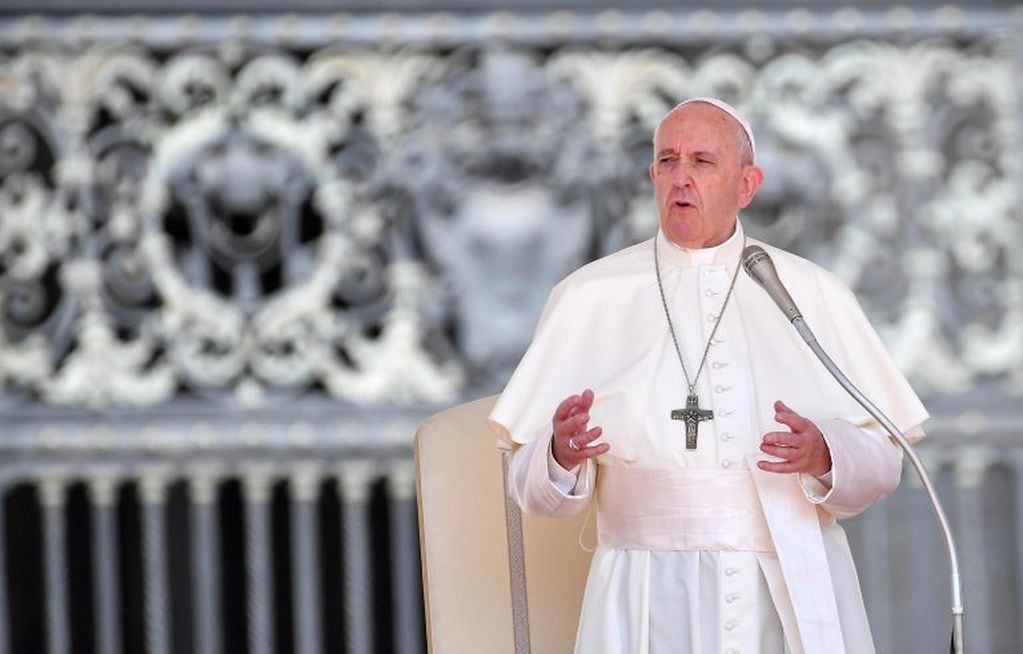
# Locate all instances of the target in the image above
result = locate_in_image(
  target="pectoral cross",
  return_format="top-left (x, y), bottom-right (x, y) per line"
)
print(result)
top-left (671, 393), bottom-right (714, 450)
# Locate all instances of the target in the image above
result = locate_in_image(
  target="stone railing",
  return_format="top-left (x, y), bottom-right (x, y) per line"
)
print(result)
top-left (1, 413), bottom-right (1021, 653)
top-left (0, 407), bottom-right (428, 654)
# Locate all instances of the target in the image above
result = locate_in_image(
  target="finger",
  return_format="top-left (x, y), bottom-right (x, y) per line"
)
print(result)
top-left (579, 388), bottom-right (595, 411)
top-left (580, 442), bottom-right (610, 458)
top-left (573, 426), bottom-right (603, 448)
top-left (761, 431), bottom-right (799, 447)
top-left (774, 407), bottom-right (810, 433)
top-left (757, 459), bottom-right (803, 474)
top-left (555, 395), bottom-right (580, 422)
top-left (569, 442), bottom-right (610, 463)
top-left (563, 390), bottom-right (594, 423)
top-left (556, 409), bottom-right (588, 430)
top-left (569, 412), bottom-right (590, 434)
top-left (774, 400), bottom-right (804, 420)
top-left (557, 438), bottom-right (609, 469)
top-left (775, 400), bottom-right (814, 430)
top-left (760, 443), bottom-right (804, 462)
top-left (555, 413), bottom-right (588, 438)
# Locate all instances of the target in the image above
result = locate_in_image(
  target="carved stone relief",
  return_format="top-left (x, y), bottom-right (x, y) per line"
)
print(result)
top-left (0, 26), bottom-right (1019, 408)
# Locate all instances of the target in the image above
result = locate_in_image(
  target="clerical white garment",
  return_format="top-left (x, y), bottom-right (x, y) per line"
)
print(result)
top-left (489, 220), bottom-right (928, 654)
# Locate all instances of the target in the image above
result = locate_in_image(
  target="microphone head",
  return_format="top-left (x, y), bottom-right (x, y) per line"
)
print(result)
top-left (741, 245), bottom-right (771, 281)
top-left (740, 244), bottom-right (803, 323)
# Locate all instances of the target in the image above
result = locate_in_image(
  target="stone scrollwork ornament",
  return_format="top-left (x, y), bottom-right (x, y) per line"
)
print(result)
top-left (0, 28), bottom-right (1018, 408)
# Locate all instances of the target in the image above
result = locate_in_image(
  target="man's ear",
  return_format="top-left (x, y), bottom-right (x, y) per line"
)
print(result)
top-left (737, 165), bottom-right (764, 208)
top-left (648, 162), bottom-right (656, 183)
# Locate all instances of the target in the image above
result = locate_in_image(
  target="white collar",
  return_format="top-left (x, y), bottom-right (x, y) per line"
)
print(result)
top-left (656, 219), bottom-right (745, 269)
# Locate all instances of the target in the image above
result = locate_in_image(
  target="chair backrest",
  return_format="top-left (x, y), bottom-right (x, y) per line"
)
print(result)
top-left (415, 395), bottom-right (595, 654)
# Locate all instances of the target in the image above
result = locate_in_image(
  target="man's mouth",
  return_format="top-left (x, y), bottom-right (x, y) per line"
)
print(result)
top-left (672, 200), bottom-right (695, 209)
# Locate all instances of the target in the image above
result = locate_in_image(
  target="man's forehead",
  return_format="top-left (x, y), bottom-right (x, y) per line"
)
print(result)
top-left (655, 109), bottom-right (735, 149)
top-left (656, 98), bottom-right (756, 157)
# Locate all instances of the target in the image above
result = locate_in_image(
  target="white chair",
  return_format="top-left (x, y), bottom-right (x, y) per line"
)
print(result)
top-left (415, 395), bottom-right (596, 653)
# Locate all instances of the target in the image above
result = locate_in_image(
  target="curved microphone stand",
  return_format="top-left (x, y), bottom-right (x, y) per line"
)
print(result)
top-left (741, 245), bottom-right (965, 654)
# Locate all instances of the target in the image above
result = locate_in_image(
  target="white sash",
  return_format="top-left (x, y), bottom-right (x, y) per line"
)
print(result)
top-left (595, 467), bottom-right (775, 553)
top-left (747, 455), bottom-right (846, 654)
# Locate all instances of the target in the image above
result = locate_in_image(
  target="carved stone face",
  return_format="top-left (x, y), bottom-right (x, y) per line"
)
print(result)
top-left (191, 135), bottom-right (294, 265)
top-left (419, 178), bottom-right (592, 387)
top-left (648, 103), bottom-right (763, 248)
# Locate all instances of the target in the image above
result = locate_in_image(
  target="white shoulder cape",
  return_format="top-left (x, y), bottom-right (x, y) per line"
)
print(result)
top-left (489, 235), bottom-right (928, 449)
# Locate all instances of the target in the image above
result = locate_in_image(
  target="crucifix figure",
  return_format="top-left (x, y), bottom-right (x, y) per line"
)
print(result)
top-left (671, 393), bottom-right (714, 450)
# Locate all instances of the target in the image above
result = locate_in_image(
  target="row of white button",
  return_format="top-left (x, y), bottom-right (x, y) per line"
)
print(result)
top-left (701, 266), bottom-right (738, 472)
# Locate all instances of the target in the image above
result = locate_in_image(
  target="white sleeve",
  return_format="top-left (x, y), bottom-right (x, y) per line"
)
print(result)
top-left (546, 441), bottom-right (583, 495)
top-left (508, 431), bottom-right (595, 518)
top-left (798, 419), bottom-right (903, 519)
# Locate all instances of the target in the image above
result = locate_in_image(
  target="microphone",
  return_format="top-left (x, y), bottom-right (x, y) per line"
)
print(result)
top-left (741, 245), bottom-right (802, 323)
top-left (741, 245), bottom-right (814, 343)
top-left (741, 243), bottom-right (966, 654)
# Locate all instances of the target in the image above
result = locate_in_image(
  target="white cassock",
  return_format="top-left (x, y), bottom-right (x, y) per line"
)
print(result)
top-left (489, 219), bottom-right (928, 654)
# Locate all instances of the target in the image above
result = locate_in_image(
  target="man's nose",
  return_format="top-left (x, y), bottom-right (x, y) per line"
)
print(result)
top-left (671, 164), bottom-right (694, 188)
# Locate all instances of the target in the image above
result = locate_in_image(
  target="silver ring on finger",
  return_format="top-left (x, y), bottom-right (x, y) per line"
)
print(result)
top-left (568, 437), bottom-right (580, 451)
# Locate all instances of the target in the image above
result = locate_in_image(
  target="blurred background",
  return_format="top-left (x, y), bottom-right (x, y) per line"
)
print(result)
top-left (0, 1), bottom-right (1020, 653)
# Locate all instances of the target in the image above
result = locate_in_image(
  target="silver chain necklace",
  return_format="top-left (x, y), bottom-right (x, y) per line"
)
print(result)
top-left (654, 231), bottom-right (745, 449)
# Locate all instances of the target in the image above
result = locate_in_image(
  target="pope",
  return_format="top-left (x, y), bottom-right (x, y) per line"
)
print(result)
top-left (489, 97), bottom-right (928, 653)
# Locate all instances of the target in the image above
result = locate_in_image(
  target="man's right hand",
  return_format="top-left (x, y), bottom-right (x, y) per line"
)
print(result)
top-left (551, 389), bottom-right (609, 470)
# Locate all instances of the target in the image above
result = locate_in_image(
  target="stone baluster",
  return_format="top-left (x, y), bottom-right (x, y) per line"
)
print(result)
top-left (290, 464), bottom-right (323, 654)
top-left (1013, 450), bottom-right (1023, 646)
top-left (88, 475), bottom-right (123, 654)
top-left (339, 461), bottom-right (376, 654)
top-left (0, 479), bottom-right (11, 654)
top-left (243, 469), bottom-right (275, 654)
top-left (40, 477), bottom-right (70, 654)
top-left (954, 448), bottom-right (992, 654)
top-left (140, 473), bottom-right (171, 654)
top-left (387, 461), bottom-right (423, 654)
top-left (190, 471), bottom-right (223, 654)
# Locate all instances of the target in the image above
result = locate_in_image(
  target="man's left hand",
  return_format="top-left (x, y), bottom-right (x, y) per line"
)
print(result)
top-left (757, 400), bottom-right (832, 477)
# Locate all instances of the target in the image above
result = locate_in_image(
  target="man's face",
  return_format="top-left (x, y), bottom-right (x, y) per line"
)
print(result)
top-left (649, 103), bottom-right (763, 249)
